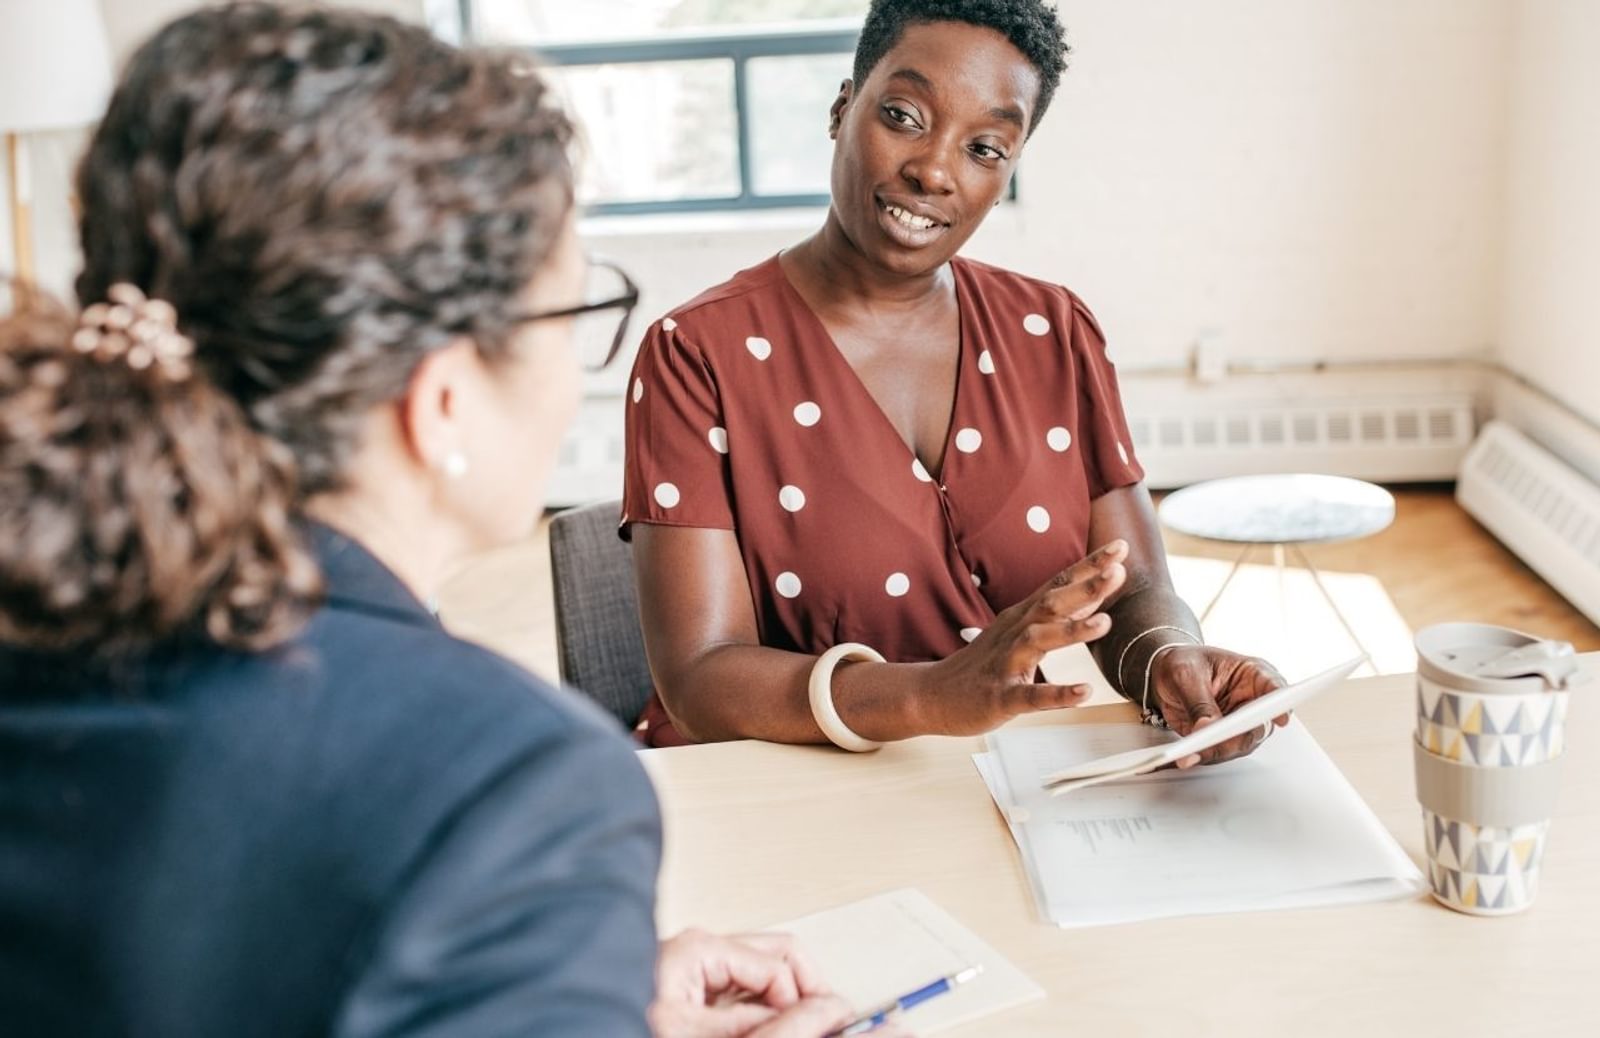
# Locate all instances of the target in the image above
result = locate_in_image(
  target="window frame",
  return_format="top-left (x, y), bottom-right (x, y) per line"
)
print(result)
top-left (459, 2), bottom-right (860, 215)
top-left (453, 3), bottom-right (1019, 217)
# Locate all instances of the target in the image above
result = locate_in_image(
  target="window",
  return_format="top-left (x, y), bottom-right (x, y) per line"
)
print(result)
top-left (457, 1), bottom-right (866, 215)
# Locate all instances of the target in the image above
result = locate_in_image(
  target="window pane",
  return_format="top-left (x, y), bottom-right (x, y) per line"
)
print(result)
top-left (747, 53), bottom-right (848, 197)
top-left (472, 0), bottom-right (865, 45)
top-left (549, 60), bottom-right (739, 205)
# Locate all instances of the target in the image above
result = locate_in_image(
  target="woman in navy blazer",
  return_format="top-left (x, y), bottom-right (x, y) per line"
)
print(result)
top-left (0, 4), bottom-right (862, 1036)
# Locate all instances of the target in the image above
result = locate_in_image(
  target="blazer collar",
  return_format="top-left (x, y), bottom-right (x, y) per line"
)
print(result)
top-left (307, 521), bottom-right (443, 632)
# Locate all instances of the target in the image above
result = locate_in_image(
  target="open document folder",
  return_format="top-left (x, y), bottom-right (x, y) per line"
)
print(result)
top-left (976, 680), bottom-right (1425, 928)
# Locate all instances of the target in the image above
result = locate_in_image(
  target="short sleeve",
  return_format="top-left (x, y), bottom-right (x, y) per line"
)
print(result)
top-left (620, 319), bottom-right (735, 541)
top-left (1069, 294), bottom-right (1145, 498)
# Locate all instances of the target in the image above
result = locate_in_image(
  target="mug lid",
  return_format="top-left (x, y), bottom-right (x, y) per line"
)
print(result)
top-left (1415, 623), bottom-right (1581, 692)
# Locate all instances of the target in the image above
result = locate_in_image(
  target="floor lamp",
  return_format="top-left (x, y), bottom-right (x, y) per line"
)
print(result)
top-left (0, 0), bottom-right (113, 288)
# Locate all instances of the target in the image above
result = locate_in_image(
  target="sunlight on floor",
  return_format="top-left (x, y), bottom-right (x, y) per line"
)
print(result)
top-left (1043, 554), bottom-right (1416, 707)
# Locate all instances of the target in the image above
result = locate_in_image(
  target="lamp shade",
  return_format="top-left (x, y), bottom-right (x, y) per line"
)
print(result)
top-left (0, 0), bottom-right (114, 133)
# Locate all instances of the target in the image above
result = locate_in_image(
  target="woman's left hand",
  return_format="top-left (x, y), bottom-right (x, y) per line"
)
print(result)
top-left (1145, 646), bottom-right (1288, 767)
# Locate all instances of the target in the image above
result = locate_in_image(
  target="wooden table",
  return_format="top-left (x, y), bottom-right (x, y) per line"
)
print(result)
top-left (642, 660), bottom-right (1597, 1037)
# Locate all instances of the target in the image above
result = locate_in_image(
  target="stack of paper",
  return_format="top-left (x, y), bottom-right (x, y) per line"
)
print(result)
top-left (977, 713), bottom-right (1425, 928)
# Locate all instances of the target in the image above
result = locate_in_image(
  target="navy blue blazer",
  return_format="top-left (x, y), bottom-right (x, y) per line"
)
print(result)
top-left (0, 525), bottom-right (662, 1037)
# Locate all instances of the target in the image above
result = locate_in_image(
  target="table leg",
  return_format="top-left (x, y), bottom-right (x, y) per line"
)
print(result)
top-left (1199, 544), bottom-right (1254, 624)
top-left (1273, 542), bottom-right (1289, 645)
top-left (1290, 543), bottom-right (1377, 674)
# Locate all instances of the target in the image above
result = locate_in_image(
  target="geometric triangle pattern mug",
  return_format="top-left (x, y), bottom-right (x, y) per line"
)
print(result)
top-left (1412, 623), bottom-right (1580, 916)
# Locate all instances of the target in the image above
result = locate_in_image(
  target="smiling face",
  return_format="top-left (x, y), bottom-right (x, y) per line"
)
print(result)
top-left (827, 19), bottom-right (1041, 278)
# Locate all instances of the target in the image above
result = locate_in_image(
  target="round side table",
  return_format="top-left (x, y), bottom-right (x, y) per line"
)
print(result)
top-left (1157, 473), bottom-right (1396, 670)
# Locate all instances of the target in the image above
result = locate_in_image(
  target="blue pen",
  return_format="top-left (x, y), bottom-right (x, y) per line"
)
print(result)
top-left (826, 965), bottom-right (984, 1036)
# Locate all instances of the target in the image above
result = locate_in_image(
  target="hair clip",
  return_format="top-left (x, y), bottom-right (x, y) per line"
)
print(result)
top-left (72, 283), bottom-right (194, 382)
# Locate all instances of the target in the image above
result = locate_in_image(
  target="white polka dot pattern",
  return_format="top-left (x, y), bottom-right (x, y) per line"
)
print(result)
top-left (619, 259), bottom-right (1141, 688)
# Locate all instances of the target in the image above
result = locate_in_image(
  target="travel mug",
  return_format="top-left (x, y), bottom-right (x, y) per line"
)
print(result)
top-left (1413, 623), bottom-right (1583, 915)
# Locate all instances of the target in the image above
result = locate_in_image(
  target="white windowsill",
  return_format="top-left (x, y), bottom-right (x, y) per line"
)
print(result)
top-left (579, 205), bottom-right (829, 239)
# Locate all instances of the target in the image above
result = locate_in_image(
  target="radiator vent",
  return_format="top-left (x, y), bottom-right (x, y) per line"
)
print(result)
top-left (1128, 398), bottom-right (1472, 454)
top-left (1457, 420), bottom-right (1600, 626)
top-left (546, 393), bottom-right (1481, 507)
top-left (1127, 394), bottom-right (1475, 487)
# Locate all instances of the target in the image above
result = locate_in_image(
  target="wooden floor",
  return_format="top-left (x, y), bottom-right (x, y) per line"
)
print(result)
top-left (435, 486), bottom-right (1599, 691)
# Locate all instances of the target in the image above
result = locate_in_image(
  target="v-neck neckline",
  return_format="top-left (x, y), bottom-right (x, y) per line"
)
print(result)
top-left (769, 254), bottom-right (971, 486)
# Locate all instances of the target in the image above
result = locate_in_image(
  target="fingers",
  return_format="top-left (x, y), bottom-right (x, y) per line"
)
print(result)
top-left (1003, 682), bottom-right (1094, 719)
top-left (1005, 550), bottom-right (1127, 663)
top-left (700, 937), bottom-right (808, 1007)
top-left (1151, 652), bottom-right (1228, 768)
top-left (1038, 556), bottom-right (1127, 623)
top-left (657, 929), bottom-right (809, 1009)
top-left (745, 995), bottom-right (856, 1038)
top-left (1008, 613), bottom-right (1113, 663)
top-left (651, 1002), bottom-right (781, 1038)
top-left (1048, 539), bottom-right (1129, 590)
top-left (1173, 656), bottom-right (1291, 767)
top-left (727, 932), bottom-right (829, 999)
top-left (1176, 714), bottom-right (1258, 768)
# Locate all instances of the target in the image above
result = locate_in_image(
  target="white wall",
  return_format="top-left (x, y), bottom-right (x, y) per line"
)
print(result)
top-left (1, 0), bottom-right (426, 298)
top-left (98, 0), bottom-right (425, 60)
top-left (1499, 0), bottom-right (1600, 430)
top-left (3, 0), bottom-right (1520, 382)
top-left (591, 0), bottom-right (1513, 392)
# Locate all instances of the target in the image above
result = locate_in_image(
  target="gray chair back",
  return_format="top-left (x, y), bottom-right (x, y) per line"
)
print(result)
top-left (548, 500), bottom-right (654, 728)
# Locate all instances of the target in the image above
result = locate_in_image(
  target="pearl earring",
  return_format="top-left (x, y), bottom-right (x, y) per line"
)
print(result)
top-left (442, 451), bottom-right (469, 479)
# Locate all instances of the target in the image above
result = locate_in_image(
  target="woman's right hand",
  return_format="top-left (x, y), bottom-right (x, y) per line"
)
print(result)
top-left (648, 930), bottom-right (913, 1037)
top-left (914, 539), bottom-right (1129, 735)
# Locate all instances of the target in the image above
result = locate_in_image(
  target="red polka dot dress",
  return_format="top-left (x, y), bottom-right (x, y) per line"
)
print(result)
top-left (622, 255), bottom-right (1144, 746)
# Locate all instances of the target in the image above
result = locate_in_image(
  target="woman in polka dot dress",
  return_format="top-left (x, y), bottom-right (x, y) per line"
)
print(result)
top-left (623, 0), bottom-right (1288, 757)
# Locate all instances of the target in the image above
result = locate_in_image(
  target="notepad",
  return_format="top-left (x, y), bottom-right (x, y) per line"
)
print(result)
top-left (1038, 656), bottom-right (1364, 795)
top-left (978, 719), bottom-right (1425, 928)
top-left (770, 888), bottom-right (1044, 1034)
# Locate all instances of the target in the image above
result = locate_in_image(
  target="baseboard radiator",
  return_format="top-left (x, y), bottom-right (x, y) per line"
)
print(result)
top-left (1456, 420), bottom-right (1600, 627)
top-left (1128, 394), bottom-right (1477, 489)
top-left (546, 390), bottom-right (1479, 507)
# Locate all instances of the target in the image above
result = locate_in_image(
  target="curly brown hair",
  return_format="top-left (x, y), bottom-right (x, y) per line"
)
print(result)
top-left (0, 2), bottom-right (576, 653)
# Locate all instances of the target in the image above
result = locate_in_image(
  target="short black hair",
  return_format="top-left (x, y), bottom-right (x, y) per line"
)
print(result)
top-left (851, 0), bottom-right (1070, 135)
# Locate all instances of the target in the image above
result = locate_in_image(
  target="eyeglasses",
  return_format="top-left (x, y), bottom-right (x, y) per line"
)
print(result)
top-left (509, 258), bottom-right (639, 372)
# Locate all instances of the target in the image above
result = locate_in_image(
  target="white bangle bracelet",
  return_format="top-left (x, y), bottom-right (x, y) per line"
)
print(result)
top-left (808, 642), bottom-right (887, 752)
